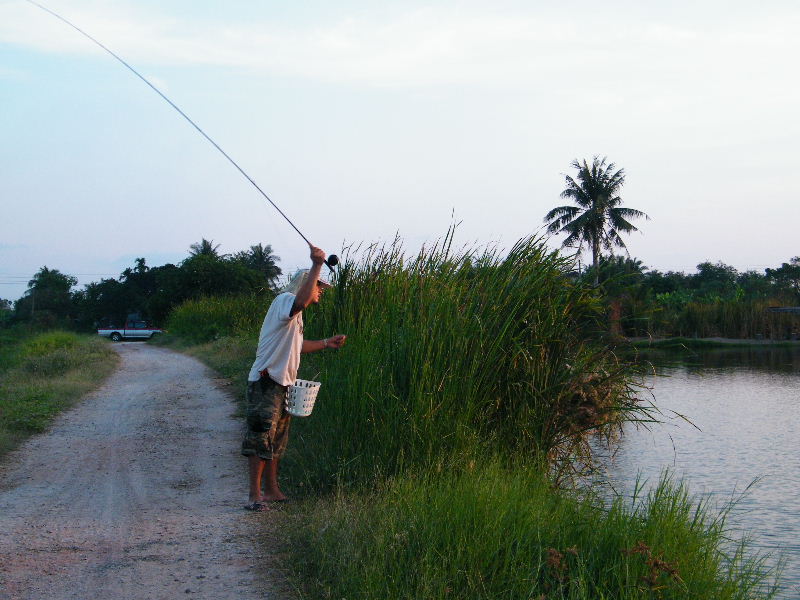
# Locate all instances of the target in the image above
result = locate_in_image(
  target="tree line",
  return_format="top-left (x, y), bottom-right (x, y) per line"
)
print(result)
top-left (3, 155), bottom-right (797, 339)
top-left (542, 155), bottom-right (798, 339)
top-left (4, 242), bottom-right (798, 339)
top-left (2, 240), bottom-right (281, 330)
top-left (584, 255), bottom-right (800, 338)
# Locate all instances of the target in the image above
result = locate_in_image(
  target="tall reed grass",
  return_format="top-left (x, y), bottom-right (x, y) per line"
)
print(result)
top-left (641, 299), bottom-right (798, 340)
top-left (290, 233), bottom-right (651, 488)
top-left (160, 232), bottom-right (780, 598)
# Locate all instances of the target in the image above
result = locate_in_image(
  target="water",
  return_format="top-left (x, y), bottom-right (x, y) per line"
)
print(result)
top-left (599, 346), bottom-right (800, 598)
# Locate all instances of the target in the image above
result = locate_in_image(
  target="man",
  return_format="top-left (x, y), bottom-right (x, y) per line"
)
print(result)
top-left (242, 245), bottom-right (346, 511)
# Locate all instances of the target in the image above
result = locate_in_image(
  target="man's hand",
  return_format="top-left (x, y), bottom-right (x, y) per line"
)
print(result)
top-left (291, 245), bottom-right (326, 317)
top-left (310, 245), bottom-right (326, 266)
top-left (302, 335), bottom-right (347, 354)
top-left (326, 334), bottom-right (347, 349)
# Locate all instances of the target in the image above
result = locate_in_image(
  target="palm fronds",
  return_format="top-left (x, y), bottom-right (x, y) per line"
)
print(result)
top-left (544, 156), bottom-right (649, 284)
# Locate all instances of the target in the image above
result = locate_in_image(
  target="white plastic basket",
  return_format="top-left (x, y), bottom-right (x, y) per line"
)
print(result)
top-left (285, 379), bottom-right (321, 417)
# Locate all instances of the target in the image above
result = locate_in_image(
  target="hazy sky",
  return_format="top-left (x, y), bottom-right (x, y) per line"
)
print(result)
top-left (2, 0), bottom-right (799, 300)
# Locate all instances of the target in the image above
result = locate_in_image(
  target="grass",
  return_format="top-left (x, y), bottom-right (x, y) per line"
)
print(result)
top-left (160, 232), bottom-right (781, 599)
top-left (641, 300), bottom-right (799, 341)
top-left (287, 462), bottom-right (780, 599)
top-left (0, 329), bottom-right (119, 457)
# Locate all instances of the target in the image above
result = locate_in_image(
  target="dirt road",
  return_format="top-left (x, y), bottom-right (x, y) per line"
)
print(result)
top-left (0, 342), bottom-right (285, 600)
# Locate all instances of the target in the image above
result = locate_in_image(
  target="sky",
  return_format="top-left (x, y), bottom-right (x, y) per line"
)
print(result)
top-left (2, 0), bottom-right (799, 300)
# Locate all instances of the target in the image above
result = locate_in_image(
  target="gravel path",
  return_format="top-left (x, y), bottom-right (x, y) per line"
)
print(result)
top-left (0, 342), bottom-right (286, 600)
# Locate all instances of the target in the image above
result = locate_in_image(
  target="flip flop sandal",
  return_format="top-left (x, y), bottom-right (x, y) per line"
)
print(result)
top-left (244, 502), bottom-right (269, 512)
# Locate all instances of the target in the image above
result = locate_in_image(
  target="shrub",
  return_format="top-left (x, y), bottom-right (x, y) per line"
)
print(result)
top-left (21, 330), bottom-right (78, 356)
top-left (166, 292), bottom-right (274, 344)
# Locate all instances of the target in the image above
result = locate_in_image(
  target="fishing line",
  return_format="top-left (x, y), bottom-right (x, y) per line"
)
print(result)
top-left (25, 0), bottom-right (338, 268)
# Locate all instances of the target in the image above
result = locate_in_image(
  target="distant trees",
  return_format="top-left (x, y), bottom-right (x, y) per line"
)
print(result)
top-left (576, 255), bottom-right (800, 338)
top-left (179, 254), bottom-right (262, 297)
top-left (71, 258), bottom-right (166, 328)
top-left (13, 267), bottom-right (77, 325)
top-left (691, 261), bottom-right (740, 300)
top-left (7, 240), bottom-right (284, 330)
top-left (544, 156), bottom-right (649, 285)
top-left (72, 278), bottom-right (128, 329)
top-left (766, 257), bottom-right (800, 300)
top-left (0, 298), bottom-right (12, 327)
top-left (231, 243), bottom-right (282, 288)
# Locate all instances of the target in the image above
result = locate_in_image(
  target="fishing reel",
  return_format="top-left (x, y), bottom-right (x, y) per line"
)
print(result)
top-left (324, 254), bottom-right (339, 271)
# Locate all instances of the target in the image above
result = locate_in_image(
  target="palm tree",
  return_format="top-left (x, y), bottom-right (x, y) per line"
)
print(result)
top-left (232, 243), bottom-right (282, 287)
top-left (188, 238), bottom-right (223, 259)
top-left (544, 156), bottom-right (648, 285)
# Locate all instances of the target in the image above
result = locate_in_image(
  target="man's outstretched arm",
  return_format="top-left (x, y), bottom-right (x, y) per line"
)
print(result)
top-left (301, 335), bottom-right (347, 354)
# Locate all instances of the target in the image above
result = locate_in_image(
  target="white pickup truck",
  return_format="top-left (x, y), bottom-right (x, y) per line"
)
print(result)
top-left (97, 320), bottom-right (163, 341)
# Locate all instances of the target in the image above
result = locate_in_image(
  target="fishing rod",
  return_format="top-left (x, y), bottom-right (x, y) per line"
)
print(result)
top-left (25, 0), bottom-right (339, 270)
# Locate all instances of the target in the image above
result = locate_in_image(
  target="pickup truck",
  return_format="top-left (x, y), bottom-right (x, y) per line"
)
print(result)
top-left (98, 320), bottom-right (163, 341)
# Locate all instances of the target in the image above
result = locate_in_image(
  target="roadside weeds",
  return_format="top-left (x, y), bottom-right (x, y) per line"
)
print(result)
top-left (0, 330), bottom-right (119, 458)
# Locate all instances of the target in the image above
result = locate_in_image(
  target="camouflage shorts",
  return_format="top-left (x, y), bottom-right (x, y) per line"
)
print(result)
top-left (241, 376), bottom-right (291, 460)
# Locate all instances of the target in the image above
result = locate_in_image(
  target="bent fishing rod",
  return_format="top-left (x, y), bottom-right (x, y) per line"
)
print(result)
top-left (25, 0), bottom-right (338, 270)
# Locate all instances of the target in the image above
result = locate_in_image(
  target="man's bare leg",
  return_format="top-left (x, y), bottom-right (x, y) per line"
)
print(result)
top-left (248, 455), bottom-right (267, 503)
top-left (262, 458), bottom-right (288, 502)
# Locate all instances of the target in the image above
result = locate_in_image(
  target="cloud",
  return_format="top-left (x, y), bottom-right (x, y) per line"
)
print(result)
top-left (2, 1), bottom-right (799, 93)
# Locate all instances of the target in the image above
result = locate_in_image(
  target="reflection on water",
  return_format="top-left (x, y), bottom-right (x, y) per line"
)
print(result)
top-left (599, 346), bottom-right (800, 598)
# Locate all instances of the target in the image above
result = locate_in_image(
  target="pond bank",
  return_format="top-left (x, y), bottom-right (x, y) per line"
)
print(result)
top-left (598, 346), bottom-right (800, 598)
top-left (629, 336), bottom-right (800, 349)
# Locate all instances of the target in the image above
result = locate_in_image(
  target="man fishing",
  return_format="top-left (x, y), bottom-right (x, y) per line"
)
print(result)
top-left (26, 0), bottom-right (349, 512)
top-left (242, 245), bottom-right (346, 511)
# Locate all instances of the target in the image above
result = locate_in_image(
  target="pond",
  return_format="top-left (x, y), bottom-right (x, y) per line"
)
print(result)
top-left (598, 345), bottom-right (800, 598)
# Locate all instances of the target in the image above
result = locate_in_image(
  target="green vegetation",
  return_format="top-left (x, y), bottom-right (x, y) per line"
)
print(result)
top-left (8, 240), bottom-right (281, 330)
top-left (289, 465), bottom-right (777, 599)
top-left (537, 157), bottom-right (798, 341)
top-left (5, 224), bottom-right (798, 343)
top-left (162, 233), bottom-right (779, 599)
top-left (0, 328), bottom-right (119, 456)
top-left (165, 292), bottom-right (274, 345)
top-left (585, 256), bottom-right (800, 340)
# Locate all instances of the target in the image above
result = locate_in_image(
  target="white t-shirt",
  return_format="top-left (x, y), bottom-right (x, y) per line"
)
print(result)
top-left (247, 292), bottom-right (303, 385)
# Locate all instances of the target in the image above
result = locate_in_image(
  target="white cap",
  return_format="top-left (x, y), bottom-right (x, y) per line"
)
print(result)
top-left (281, 269), bottom-right (332, 294)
